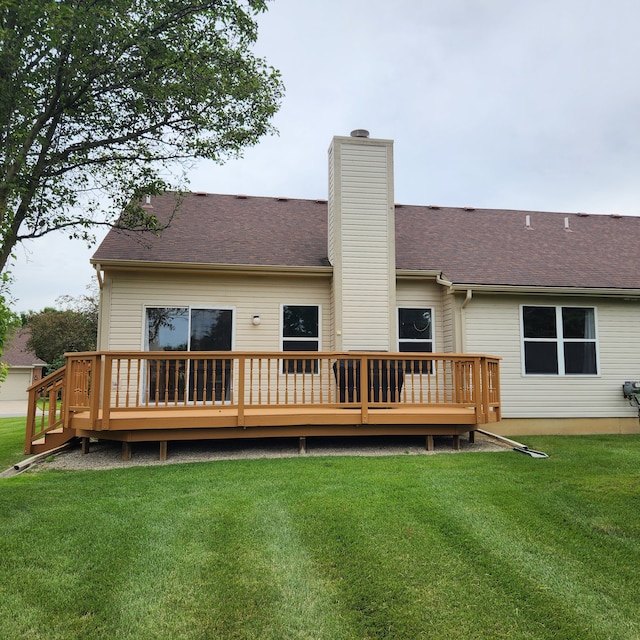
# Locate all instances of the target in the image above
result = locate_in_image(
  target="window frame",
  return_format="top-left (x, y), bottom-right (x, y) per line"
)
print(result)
top-left (280, 304), bottom-right (321, 374)
top-left (143, 305), bottom-right (236, 352)
top-left (397, 307), bottom-right (435, 373)
top-left (142, 305), bottom-right (235, 403)
top-left (520, 304), bottom-right (599, 376)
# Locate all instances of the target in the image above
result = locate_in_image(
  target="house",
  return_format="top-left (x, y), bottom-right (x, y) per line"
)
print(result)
top-left (1, 328), bottom-right (46, 404)
top-left (25, 130), bottom-right (640, 457)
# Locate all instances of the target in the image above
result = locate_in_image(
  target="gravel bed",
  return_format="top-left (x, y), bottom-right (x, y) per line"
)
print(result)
top-left (36, 432), bottom-right (512, 472)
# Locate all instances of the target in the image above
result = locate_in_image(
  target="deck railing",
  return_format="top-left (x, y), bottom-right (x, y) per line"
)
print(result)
top-left (59, 351), bottom-right (500, 426)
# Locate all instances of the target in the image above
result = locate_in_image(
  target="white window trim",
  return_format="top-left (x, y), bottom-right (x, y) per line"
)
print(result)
top-left (396, 307), bottom-right (435, 352)
top-left (142, 305), bottom-right (236, 351)
top-left (520, 304), bottom-right (599, 376)
top-left (280, 304), bottom-right (321, 374)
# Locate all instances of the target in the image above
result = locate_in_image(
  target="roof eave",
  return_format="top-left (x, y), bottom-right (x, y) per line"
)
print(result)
top-left (92, 259), bottom-right (333, 277)
top-left (446, 283), bottom-right (640, 298)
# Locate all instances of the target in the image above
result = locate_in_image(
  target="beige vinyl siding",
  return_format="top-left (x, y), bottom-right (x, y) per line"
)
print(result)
top-left (329, 137), bottom-right (395, 351)
top-left (440, 289), bottom-right (455, 353)
top-left (102, 270), bottom-right (332, 353)
top-left (463, 294), bottom-right (640, 419)
top-left (395, 280), bottom-right (443, 350)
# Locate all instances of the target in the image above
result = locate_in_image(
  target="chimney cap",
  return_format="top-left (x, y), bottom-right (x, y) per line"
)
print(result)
top-left (350, 129), bottom-right (369, 138)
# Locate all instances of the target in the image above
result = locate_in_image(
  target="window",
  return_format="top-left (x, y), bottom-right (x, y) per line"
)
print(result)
top-left (145, 307), bottom-right (233, 401)
top-left (522, 306), bottom-right (597, 375)
top-left (282, 305), bottom-right (319, 373)
top-left (398, 308), bottom-right (433, 373)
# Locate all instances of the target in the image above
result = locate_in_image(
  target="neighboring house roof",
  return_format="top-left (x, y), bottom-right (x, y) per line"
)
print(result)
top-left (92, 192), bottom-right (640, 291)
top-left (2, 328), bottom-right (46, 367)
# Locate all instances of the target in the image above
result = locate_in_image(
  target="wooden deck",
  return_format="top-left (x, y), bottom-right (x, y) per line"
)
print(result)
top-left (26, 351), bottom-right (501, 459)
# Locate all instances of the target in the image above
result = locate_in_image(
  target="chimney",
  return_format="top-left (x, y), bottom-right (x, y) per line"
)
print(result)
top-left (328, 131), bottom-right (396, 351)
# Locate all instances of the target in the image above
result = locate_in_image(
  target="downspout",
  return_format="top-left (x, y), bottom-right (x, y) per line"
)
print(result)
top-left (93, 263), bottom-right (104, 289)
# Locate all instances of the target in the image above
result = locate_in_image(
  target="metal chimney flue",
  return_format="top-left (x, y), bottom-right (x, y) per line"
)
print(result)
top-left (350, 129), bottom-right (369, 138)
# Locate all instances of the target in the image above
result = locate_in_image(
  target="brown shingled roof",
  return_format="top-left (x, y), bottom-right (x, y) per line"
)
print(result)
top-left (92, 193), bottom-right (330, 268)
top-left (92, 192), bottom-right (640, 291)
top-left (2, 328), bottom-right (46, 367)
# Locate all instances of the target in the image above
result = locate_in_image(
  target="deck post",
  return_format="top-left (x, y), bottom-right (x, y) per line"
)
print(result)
top-left (426, 435), bottom-right (434, 451)
top-left (237, 356), bottom-right (245, 427)
top-left (81, 437), bottom-right (90, 454)
top-left (122, 441), bottom-right (131, 461)
top-left (299, 436), bottom-right (306, 454)
top-left (101, 354), bottom-right (113, 431)
top-left (159, 441), bottom-right (167, 461)
top-left (469, 429), bottom-right (475, 444)
top-left (360, 355), bottom-right (369, 424)
top-left (452, 434), bottom-right (461, 451)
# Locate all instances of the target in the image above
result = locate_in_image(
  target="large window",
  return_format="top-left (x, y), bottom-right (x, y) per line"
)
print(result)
top-left (282, 305), bottom-right (319, 373)
top-left (145, 307), bottom-right (233, 401)
top-left (398, 308), bottom-right (433, 373)
top-left (522, 306), bottom-right (597, 375)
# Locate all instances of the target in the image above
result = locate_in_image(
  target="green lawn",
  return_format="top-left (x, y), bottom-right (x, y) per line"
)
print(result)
top-left (1, 421), bottom-right (639, 639)
top-left (0, 417), bottom-right (29, 471)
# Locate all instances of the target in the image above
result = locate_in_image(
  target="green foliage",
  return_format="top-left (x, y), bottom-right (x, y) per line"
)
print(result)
top-left (1, 435), bottom-right (639, 639)
top-left (24, 289), bottom-right (98, 372)
top-left (0, 0), bottom-right (283, 272)
top-left (0, 279), bottom-right (20, 381)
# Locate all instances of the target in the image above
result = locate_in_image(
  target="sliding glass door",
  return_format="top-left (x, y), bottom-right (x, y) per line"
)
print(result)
top-left (145, 307), bottom-right (233, 402)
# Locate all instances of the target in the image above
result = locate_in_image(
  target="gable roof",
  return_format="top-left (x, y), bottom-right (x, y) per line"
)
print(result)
top-left (2, 328), bottom-right (46, 368)
top-left (93, 193), bottom-right (330, 269)
top-left (92, 192), bottom-right (640, 292)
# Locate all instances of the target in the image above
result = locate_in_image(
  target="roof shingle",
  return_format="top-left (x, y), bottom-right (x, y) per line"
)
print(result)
top-left (92, 193), bottom-right (640, 290)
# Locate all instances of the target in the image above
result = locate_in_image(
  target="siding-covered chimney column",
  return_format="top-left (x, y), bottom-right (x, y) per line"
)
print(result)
top-left (328, 132), bottom-right (396, 351)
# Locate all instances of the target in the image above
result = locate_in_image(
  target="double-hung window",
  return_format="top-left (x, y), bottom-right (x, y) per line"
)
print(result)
top-left (398, 308), bottom-right (434, 373)
top-left (522, 306), bottom-right (597, 375)
top-left (282, 305), bottom-right (319, 373)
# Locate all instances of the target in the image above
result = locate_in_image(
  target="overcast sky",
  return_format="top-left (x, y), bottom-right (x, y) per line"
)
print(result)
top-left (11, 0), bottom-right (640, 312)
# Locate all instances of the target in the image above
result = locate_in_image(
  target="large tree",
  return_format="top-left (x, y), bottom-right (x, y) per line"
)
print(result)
top-left (25, 287), bottom-right (99, 373)
top-left (0, 0), bottom-right (283, 274)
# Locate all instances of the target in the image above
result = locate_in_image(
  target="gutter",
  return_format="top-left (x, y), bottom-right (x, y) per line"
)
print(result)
top-left (90, 260), bottom-right (333, 278)
top-left (444, 283), bottom-right (640, 299)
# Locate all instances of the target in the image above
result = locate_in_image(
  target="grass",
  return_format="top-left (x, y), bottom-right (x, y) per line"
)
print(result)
top-left (1, 424), bottom-right (639, 638)
top-left (0, 417), bottom-right (29, 470)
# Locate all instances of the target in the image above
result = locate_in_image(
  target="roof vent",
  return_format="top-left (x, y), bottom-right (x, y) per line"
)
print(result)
top-left (525, 215), bottom-right (533, 229)
top-left (427, 205), bottom-right (440, 210)
top-left (463, 206), bottom-right (475, 211)
top-left (350, 129), bottom-right (369, 138)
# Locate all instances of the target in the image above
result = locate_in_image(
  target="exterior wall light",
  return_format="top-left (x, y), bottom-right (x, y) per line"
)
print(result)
top-left (252, 315), bottom-right (261, 326)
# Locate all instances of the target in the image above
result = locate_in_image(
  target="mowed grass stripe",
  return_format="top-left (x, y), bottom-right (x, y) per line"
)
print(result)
top-left (1, 425), bottom-right (640, 639)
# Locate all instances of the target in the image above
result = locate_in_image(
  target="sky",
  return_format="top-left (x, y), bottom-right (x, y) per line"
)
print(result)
top-left (10, 0), bottom-right (640, 312)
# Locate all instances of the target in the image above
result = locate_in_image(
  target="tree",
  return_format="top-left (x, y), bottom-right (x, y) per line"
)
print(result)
top-left (25, 288), bottom-right (99, 374)
top-left (0, 0), bottom-right (283, 274)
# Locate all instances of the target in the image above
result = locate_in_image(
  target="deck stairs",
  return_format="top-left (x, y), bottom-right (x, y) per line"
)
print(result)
top-left (25, 366), bottom-right (76, 455)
